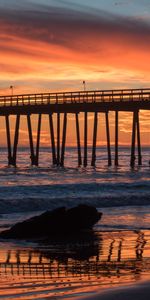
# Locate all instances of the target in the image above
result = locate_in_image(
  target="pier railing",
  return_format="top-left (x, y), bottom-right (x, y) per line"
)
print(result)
top-left (0, 88), bottom-right (150, 107)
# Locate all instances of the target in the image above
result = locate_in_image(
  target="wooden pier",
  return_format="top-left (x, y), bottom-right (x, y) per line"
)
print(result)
top-left (0, 87), bottom-right (150, 167)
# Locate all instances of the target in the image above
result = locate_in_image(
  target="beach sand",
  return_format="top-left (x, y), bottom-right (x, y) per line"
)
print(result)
top-left (0, 230), bottom-right (150, 299)
top-left (69, 281), bottom-right (150, 300)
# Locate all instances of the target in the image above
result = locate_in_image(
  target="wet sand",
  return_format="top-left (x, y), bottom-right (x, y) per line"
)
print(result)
top-left (0, 230), bottom-right (150, 299)
top-left (69, 281), bottom-right (150, 300)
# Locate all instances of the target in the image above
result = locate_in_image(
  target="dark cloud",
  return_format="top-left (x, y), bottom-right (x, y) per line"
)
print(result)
top-left (0, 4), bottom-right (150, 52)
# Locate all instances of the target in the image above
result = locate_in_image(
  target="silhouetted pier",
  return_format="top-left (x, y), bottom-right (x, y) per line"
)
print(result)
top-left (0, 88), bottom-right (150, 167)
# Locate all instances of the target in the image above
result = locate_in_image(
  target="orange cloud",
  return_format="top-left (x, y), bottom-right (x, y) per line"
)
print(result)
top-left (0, 5), bottom-right (150, 92)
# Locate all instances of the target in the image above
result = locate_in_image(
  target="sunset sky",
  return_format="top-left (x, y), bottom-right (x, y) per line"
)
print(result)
top-left (0, 0), bottom-right (150, 147)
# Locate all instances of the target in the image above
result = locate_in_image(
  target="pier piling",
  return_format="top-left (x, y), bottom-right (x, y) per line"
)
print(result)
top-left (115, 111), bottom-right (119, 166)
top-left (130, 110), bottom-right (142, 167)
top-left (105, 112), bottom-right (112, 166)
top-left (57, 113), bottom-right (60, 166)
top-left (49, 114), bottom-right (57, 165)
top-left (84, 112), bottom-right (88, 167)
top-left (91, 112), bottom-right (98, 167)
top-left (60, 113), bottom-right (67, 166)
top-left (5, 115), bottom-right (12, 165)
top-left (75, 113), bottom-right (82, 166)
top-left (12, 115), bottom-right (20, 167)
top-left (35, 114), bottom-right (42, 166)
top-left (130, 111), bottom-right (136, 167)
top-left (136, 111), bottom-right (142, 166)
top-left (27, 115), bottom-right (36, 166)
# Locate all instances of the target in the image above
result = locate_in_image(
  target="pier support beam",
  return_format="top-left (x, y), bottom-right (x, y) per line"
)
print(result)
top-left (13, 115), bottom-right (20, 166)
top-left (130, 110), bottom-right (142, 167)
top-left (57, 113), bottom-right (60, 166)
top-left (105, 112), bottom-right (112, 166)
top-left (36, 114), bottom-right (42, 165)
top-left (130, 111), bottom-right (136, 167)
top-left (5, 115), bottom-right (12, 165)
top-left (84, 112), bottom-right (88, 167)
top-left (49, 114), bottom-right (57, 165)
top-left (136, 111), bottom-right (142, 166)
top-left (5, 115), bottom-right (20, 166)
top-left (91, 112), bottom-right (98, 167)
top-left (27, 115), bottom-right (36, 166)
top-left (115, 111), bottom-right (119, 166)
top-left (60, 113), bottom-right (67, 166)
top-left (75, 113), bottom-right (82, 166)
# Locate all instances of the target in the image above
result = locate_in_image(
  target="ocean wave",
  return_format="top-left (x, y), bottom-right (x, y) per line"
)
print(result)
top-left (0, 180), bottom-right (150, 194)
top-left (0, 193), bottom-right (150, 213)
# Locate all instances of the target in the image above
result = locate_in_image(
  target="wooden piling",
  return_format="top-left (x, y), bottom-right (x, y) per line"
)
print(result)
top-left (12, 115), bottom-right (20, 166)
top-left (105, 112), bottom-right (112, 166)
top-left (91, 112), bottom-right (98, 167)
top-left (35, 114), bottom-right (42, 166)
top-left (27, 114), bottom-right (36, 166)
top-left (130, 111), bottom-right (136, 167)
top-left (75, 113), bottom-right (82, 166)
top-left (136, 111), bottom-right (142, 165)
top-left (115, 111), bottom-right (119, 166)
top-left (5, 115), bottom-right (12, 165)
top-left (84, 112), bottom-right (88, 167)
top-left (60, 113), bottom-right (67, 166)
top-left (57, 113), bottom-right (60, 165)
top-left (49, 114), bottom-right (57, 165)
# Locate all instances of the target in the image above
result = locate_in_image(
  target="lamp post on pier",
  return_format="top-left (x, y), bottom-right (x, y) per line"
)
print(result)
top-left (10, 85), bottom-right (14, 96)
top-left (83, 81), bottom-right (86, 92)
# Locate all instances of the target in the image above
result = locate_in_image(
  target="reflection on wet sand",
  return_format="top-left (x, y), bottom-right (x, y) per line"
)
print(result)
top-left (0, 230), bottom-right (150, 299)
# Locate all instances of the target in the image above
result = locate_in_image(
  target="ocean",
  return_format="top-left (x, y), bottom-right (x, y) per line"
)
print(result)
top-left (0, 146), bottom-right (150, 299)
top-left (0, 146), bottom-right (150, 230)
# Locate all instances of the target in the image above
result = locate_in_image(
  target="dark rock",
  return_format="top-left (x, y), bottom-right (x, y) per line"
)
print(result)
top-left (0, 205), bottom-right (102, 239)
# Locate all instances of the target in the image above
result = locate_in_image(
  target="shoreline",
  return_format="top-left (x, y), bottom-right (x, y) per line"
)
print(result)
top-left (69, 280), bottom-right (150, 300)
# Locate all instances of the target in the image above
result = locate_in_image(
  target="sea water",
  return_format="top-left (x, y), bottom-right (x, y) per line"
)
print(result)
top-left (0, 146), bottom-right (150, 231)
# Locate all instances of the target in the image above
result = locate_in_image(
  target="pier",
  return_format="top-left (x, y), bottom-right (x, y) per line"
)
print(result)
top-left (0, 87), bottom-right (150, 167)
